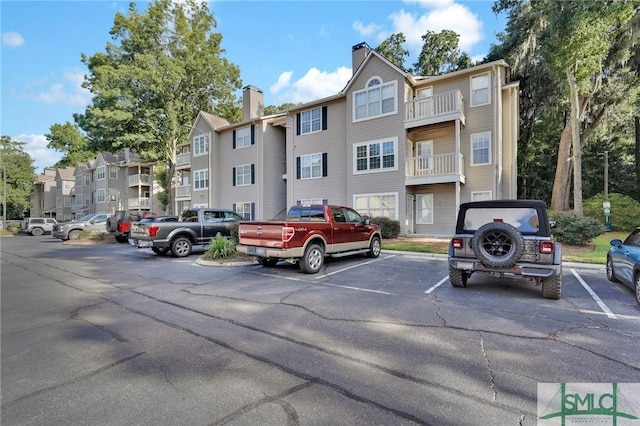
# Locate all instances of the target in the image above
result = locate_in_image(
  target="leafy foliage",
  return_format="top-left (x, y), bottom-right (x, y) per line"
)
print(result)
top-left (413, 30), bottom-right (472, 75)
top-left (45, 122), bottom-right (96, 168)
top-left (228, 221), bottom-right (239, 244)
top-left (549, 211), bottom-right (604, 246)
top-left (375, 33), bottom-right (410, 72)
top-left (368, 216), bottom-right (400, 239)
top-left (583, 193), bottom-right (640, 232)
top-left (205, 232), bottom-right (237, 259)
top-left (0, 136), bottom-right (35, 219)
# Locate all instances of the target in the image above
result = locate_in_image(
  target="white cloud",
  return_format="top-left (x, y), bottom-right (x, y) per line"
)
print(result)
top-left (270, 66), bottom-right (352, 104)
top-left (353, 21), bottom-right (382, 38)
top-left (14, 134), bottom-right (63, 174)
top-left (35, 69), bottom-right (92, 108)
top-left (2, 32), bottom-right (25, 48)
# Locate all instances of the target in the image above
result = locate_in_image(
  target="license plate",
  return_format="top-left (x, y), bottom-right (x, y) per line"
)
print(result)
top-left (247, 246), bottom-right (265, 255)
top-left (138, 240), bottom-right (153, 248)
top-left (457, 261), bottom-right (475, 270)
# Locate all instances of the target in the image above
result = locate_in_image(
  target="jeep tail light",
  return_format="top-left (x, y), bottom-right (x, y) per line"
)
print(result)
top-left (282, 226), bottom-right (295, 242)
top-left (452, 238), bottom-right (463, 249)
top-left (148, 226), bottom-right (159, 238)
top-left (539, 241), bottom-right (554, 254)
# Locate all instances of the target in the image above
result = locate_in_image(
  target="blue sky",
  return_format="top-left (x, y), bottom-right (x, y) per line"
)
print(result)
top-left (1, 0), bottom-right (506, 173)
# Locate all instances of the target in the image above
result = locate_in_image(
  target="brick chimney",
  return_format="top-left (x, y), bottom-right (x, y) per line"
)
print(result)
top-left (243, 85), bottom-right (264, 121)
top-left (352, 42), bottom-right (370, 74)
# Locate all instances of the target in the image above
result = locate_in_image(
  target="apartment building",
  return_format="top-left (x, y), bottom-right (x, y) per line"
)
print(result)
top-left (54, 166), bottom-right (76, 221)
top-left (178, 43), bottom-right (519, 236)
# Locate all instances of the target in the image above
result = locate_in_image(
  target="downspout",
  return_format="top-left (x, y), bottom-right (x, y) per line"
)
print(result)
top-left (494, 64), bottom-right (503, 199)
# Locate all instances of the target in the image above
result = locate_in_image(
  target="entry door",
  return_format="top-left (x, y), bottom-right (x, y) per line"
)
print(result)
top-left (406, 195), bottom-right (414, 234)
top-left (415, 141), bottom-right (433, 175)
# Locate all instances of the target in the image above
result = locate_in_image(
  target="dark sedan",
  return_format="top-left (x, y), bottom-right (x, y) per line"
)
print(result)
top-left (606, 227), bottom-right (640, 305)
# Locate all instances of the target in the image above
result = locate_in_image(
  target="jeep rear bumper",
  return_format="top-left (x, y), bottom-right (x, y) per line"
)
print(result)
top-left (449, 258), bottom-right (562, 278)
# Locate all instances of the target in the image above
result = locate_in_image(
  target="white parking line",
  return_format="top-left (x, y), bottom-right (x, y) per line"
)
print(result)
top-left (314, 255), bottom-right (395, 279)
top-left (424, 276), bottom-right (450, 294)
top-left (571, 269), bottom-right (617, 319)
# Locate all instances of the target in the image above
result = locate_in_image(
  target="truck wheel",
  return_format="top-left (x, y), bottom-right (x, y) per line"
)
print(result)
top-left (449, 266), bottom-right (467, 288)
top-left (300, 243), bottom-right (324, 274)
top-left (542, 274), bottom-right (562, 300)
top-left (152, 247), bottom-right (170, 256)
top-left (171, 237), bottom-right (192, 257)
top-left (31, 227), bottom-right (44, 236)
top-left (367, 236), bottom-right (381, 258)
top-left (258, 258), bottom-right (279, 267)
top-left (68, 230), bottom-right (82, 240)
top-left (471, 222), bottom-right (524, 268)
top-left (115, 235), bottom-right (128, 243)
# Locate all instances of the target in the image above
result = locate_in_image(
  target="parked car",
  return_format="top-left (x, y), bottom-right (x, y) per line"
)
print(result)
top-left (606, 227), bottom-right (640, 306)
top-left (236, 204), bottom-right (382, 274)
top-left (52, 213), bottom-right (112, 241)
top-left (21, 217), bottom-right (58, 236)
top-left (106, 210), bottom-right (158, 243)
top-left (129, 209), bottom-right (242, 257)
top-left (448, 200), bottom-right (563, 299)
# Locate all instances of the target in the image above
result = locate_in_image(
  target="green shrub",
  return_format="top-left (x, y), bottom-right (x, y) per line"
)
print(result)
top-left (549, 212), bottom-right (604, 245)
top-left (6, 223), bottom-right (20, 233)
top-left (205, 232), bottom-right (237, 259)
top-left (583, 193), bottom-right (640, 232)
top-left (368, 216), bottom-right (401, 239)
top-left (229, 222), bottom-right (239, 244)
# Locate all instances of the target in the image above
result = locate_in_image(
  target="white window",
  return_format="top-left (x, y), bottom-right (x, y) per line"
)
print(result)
top-left (235, 164), bottom-right (252, 186)
top-left (235, 202), bottom-right (253, 220)
top-left (300, 153), bottom-right (322, 179)
top-left (109, 167), bottom-right (118, 179)
top-left (353, 78), bottom-right (397, 121)
top-left (235, 126), bottom-right (252, 149)
top-left (97, 165), bottom-right (106, 180)
top-left (56, 197), bottom-right (61, 208)
top-left (84, 174), bottom-right (90, 185)
top-left (471, 73), bottom-right (490, 106)
top-left (194, 169), bottom-right (208, 190)
top-left (96, 189), bottom-right (105, 203)
top-left (354, 138), bottom-right (397, 174)
top-left (75, 195), bottom-right (83, 206)
top-left (109, 188), bottom-right (118, 201)
top-left (64, 181), bottom-right (73, 190)
top-left (75, 175), bottom-right (83, 187)
top-left (415, 141), bottom-right (433, 173)
top-left (63, 214), bottom-right (72, 221)
top-left (194, 135), bottom-right (207, 156)
top-left (471, 191), bottom-right (493, 201)
top-left (300, 108), bottom-right (322, 134)
top-left (354, 193), bottom-right (398, 219)
top-left (471, 132), bottom-right (491, 166)
top-left (84, 194), bottom-right (91, 206)
top-left (416, 194), bottom-right (434, 224)
top-left (64, 197), bottom-right (71, 207)
top-left (300, 198), bottom-right (324, 205)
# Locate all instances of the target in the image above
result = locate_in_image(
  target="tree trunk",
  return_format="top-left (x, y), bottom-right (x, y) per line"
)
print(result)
top-left (636, 116), bottom-right (640, 199)
top-left (550, 123), bottom-right (573, 211)
top-left (568, 69), bottom-right (583, 217)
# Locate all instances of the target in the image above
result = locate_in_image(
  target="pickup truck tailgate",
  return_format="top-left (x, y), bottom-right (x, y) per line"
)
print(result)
top-left (238, 222), bottom-right (287, 248)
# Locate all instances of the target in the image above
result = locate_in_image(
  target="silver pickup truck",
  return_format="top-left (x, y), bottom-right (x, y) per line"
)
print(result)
top-left (129, 208), bottom-right (243, 257)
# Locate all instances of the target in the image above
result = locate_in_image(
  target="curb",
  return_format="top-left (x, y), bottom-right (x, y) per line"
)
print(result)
top-left (195, 257), bottom-right (258, 267)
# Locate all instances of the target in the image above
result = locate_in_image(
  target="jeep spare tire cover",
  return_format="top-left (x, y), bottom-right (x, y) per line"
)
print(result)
top-left (471, 221), bottom-right (525, 268)
top-left (106, 216), bottom-right (118, 232)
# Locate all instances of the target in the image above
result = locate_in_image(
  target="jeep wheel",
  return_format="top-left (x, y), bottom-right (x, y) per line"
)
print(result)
top-left (606, 257), bottom-right (618, 282)
top-left (171, 237), bottom-right (192, 257)
top-left (258, 258), bottom-right (279, 267)
top-left (542, 274), bottom-right (562, 300)
top-left (299, 243), bottom-right (324, 274)
top-left (68, 230), bottom-right (82, 240)
top-left (449, 266), bottom-right (467, 288)
top-left (152, 247), bottom-right (170, 256)
top-left (471, 222), bottom-right (524, 268)
top-left (367, 236), bottom-right (381, 258)
top-left (115, 235), bottom-right (128, 243)
top-left (31, 227), bottom-right (44, 236)
top-left (106, 216), bottom-right (118, 233)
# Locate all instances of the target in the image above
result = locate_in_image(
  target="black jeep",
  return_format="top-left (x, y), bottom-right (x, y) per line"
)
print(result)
top-left (448, 200), bottom-right (563, 299)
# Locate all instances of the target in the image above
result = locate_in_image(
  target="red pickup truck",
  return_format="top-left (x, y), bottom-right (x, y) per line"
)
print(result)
top-left (236, 204), bottom-right (382, 273)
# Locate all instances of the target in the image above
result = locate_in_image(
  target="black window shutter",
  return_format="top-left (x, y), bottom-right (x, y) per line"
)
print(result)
top-left (251, 164), bottom-right (255, 184)
top-left (296, 157), bottom-right (301, 179)
top-left (232, 130), bottom-right (236, 149)
top-left (296, 113), bottom-right (301, 136)
top-left (296, 200), bottom-right (301, 205)
top-left (251, 125), bottom-right (255, 145)
top-left (322, 153), bottom-right (328, 177)
top-left (322, 199), bottom-right (328, 205)
top-left (232, 167), bottom-right (236, 186)
top-left (232, 203), bottom-right (236, 212)
top-left (251, 203), bottom-right (255, 220)
top-left (322, 106), bottom-right (328, 130)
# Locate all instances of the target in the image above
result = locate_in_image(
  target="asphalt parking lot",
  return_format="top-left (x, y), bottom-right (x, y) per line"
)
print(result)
top-left (2, 235), bottom-right (639, 425)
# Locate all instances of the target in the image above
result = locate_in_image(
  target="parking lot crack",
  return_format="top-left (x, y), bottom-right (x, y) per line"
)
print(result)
top-left (478, 331), bottom-right (497, 403)
top-left (70, 302), bottom-right (127, 343)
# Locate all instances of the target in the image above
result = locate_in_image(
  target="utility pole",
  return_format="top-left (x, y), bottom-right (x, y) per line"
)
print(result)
top-left (603, 150), bottom-right (608, 199)
top-left (3, 164), bottom-right (7, 222)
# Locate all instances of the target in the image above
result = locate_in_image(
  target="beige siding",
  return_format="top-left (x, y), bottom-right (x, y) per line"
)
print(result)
top-left (408, 184), bottom-right (457, 236)
top-left (260, 125), bottom-right (287, 219)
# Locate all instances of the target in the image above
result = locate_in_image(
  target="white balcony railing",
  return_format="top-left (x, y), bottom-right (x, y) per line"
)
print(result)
top-left (128, 197), bottom-right (150, 208)
top-left (405, 90), bottom-right (465, 124)
top-left (128, 174), bottom-right (150, 187)
top-left (176, 153), bottom-right (191, 168)
top-left (406, 152), bottom-right (464, 179)
top-left (175, 185), bottom-right (190, 198)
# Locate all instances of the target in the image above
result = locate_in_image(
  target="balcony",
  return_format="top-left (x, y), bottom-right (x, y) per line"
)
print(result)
top-left (128, 174), bottom-right (150, 187)
top-left (128, 197), bottom-right (151, 208)
top-left (176, 152), bottom-right (191, 169)
top-left (175, 185), bottom-right (191, 200)
top-left (405, 90), bottom-right (465, 129)
top-left (405, 152), bottom-right (465, 185)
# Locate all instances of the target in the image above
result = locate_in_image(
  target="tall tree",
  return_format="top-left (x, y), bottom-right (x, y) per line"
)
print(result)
top-left (375, 33), bottom-right (410, 72)
top-left (0, 136), bottom-right (35, 219)
top-left (45, 121), bottom-right (96, 168)
top-left (413, 30), bottom-right (471, 75)
top-left (75, 0), bottom-right (242, 213)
